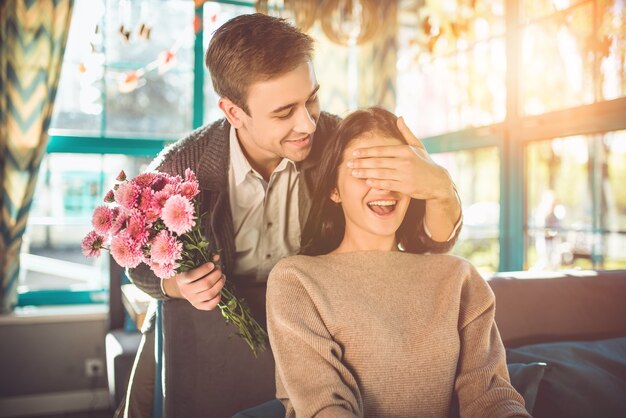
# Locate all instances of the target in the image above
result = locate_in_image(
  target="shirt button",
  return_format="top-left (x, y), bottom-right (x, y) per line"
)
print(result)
top-left (267, 222), bottom-right (273, 228)
top-left (265, 254), bottom-right (272, 259)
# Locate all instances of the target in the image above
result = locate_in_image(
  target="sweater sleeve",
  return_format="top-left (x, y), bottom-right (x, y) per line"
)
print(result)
top-left (420, 217), bottom-right (462, 253)
top-left (455, 263), bottom-right (531, 418)
top-left (267, 263), bottom-right (363, 418)
top-left (126, 263), bottom-right (168, 300)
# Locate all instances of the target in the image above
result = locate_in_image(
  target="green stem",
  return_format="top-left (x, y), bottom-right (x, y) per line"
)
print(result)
top-left (182, 226), bottom-right (267, 356)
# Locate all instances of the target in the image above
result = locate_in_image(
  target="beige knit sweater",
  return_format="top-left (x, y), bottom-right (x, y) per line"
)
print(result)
top-left (266, 251), bottom-right (531, 418)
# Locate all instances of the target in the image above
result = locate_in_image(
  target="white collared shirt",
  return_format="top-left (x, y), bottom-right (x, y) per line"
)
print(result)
top-left (228, 126), bottom-right (301, 280)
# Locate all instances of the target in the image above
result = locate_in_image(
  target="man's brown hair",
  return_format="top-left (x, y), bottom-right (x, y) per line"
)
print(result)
top-left (205, 13), bottom-right (315, 115)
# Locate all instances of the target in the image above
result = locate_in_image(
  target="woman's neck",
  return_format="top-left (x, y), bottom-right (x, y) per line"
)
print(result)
top-left (331, 234), bottom-right (398, 254)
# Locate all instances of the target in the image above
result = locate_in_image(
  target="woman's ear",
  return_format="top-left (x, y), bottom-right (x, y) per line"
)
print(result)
top-left (330, 187), bottom-right (341, 203)
top-left (218, 97), bottom-right (245, 128)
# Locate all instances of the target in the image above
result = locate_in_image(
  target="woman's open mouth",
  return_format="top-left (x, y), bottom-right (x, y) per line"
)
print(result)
top-left (367, 200), bottom-right (397, 216)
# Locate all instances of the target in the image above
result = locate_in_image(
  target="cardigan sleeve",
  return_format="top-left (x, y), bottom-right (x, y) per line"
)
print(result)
top-left (455, 263), bottom-right (531, 418)
top-left (267, 263), bottom-right (362, 418)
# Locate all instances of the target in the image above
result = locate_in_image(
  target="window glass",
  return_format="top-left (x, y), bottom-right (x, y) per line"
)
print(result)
top-left (599, 1), bottom-right (626, 101)
top-left (521, 0), bottom-right (579, 21)
top-left (104, 0), bottom-right (194, 138)
top-left (520, 2), bottom-right (594, 115)
top-left (526, 132), bottom-right (626, 271)
top-left (21, 154), bottom-right (151, 292)
top-left (602, 130), bottom-right (626, 269)
top-left (396, 0), bottom-right (506, 137)
top-left (431, 147), bottom-right (500, 274)
top-left (50, 0), bottom-right (194, 138)
top-left (50, 0), bottom-right (105, 135)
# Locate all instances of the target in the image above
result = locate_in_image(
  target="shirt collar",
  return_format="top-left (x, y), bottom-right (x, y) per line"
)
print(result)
top-left (229, 125), bottom-right (253, 186)
top-left (229, 126), bottom-right (298, 186)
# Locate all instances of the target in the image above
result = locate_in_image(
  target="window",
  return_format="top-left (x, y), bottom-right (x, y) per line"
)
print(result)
top-left (51, 0), bottom-right (195, 139)
top-left (396, 0), bottom-right (506, 138)
top-left (432, 147), bottom-right (501, 275)
top-left (22, 155), bottom-right (151, 294)
top-left (520, 1), bottom-right (594, 115)
top-left (398, 0), bottom-right (626, 272)
top-left (526, 131), bottom-right (626, 270)
top-left (20, 0), bottom-right (254, 305)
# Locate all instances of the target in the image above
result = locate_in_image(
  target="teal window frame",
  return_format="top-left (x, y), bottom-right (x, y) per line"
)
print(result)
top-left (18, 1), bottom-right (255, 307)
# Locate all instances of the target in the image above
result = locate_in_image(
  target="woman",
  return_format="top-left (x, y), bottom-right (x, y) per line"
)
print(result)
top-left (266, 107), bottom-right (530, 418)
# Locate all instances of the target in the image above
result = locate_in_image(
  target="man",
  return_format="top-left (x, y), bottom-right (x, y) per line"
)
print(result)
top-left (118, 13), bottom-right (462, 418)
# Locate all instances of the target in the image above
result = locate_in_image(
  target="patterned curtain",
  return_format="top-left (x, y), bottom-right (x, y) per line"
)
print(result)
top-left (0, 0), bottom-right (74, 313)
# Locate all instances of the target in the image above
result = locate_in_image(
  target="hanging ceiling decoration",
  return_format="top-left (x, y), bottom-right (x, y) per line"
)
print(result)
top-left (402, 0), bottom-right (492, 55)
top-left (256, 0), bottom-right (318, 32)
top-left (255, 0), bottom-right (383, 46)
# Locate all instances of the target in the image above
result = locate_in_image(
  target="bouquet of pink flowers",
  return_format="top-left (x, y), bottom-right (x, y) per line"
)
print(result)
top-left (82, 169), bottom-right (267, 356)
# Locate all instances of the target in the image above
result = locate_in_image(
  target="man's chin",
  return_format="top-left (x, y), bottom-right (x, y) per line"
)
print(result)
top-left (283, 137), bottom-right (313, 161)
top-left (286, 147), bottom-right (312, 162)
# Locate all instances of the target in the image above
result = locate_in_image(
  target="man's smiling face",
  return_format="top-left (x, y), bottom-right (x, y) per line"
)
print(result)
top-left (235, 61), bottom-right (321, 168)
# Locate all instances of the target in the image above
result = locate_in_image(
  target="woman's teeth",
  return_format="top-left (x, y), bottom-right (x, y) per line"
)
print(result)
top-left (367, 200), bottom-right (397, 215)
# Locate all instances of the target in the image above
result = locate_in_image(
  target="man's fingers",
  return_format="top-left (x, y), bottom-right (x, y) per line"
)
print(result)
top-left (364, 178), bottom-right (404, 192)
top-left (178, 262), bottom-right (215, 284)
top-left (185, 271), bottom-right (222, 295)
top-left (350, 143), bottom-right (426, 163)
top-left (194, 294), bottom-right (222, 311)
top-left (351, 144), bottom-right (410, 159)
top-left (351, 167), bottom-right (401, 181)
top-left (194, 276), bottom-right (224, 299)
top-left (348, 157), bottom-right (398, 170)
top-left (188, 273), bottom-right (225, 310)
top-left (396, 116), bottom-right (425, 150)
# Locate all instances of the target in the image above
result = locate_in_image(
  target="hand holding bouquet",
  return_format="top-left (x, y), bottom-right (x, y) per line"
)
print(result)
top-left (82, 169), bottom-right (267, 356)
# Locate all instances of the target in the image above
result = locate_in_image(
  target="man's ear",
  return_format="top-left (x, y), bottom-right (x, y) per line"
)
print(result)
top-left (218, 97), bottom-right (245, 128)
top-left (330, 188), bottom-right (341, 203)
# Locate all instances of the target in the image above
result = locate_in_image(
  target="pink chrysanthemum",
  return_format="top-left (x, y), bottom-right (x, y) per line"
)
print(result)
top-left (81, 231), bottom-right (105, 257)
top-left (92, 205), bottom-right (114, 235)
top-left (104, 189), bottom-right (115, 203)
top-left (153, 188), bottom-right (172, 207)
top-left (126, 209), bottom-right (149, 246)
top-left (150, 230), bottom-right (182, 265)
top-left (161, 194), bottom-right (196, 235)
top-left (114, 181), bottom-right (139, 209)
top-left (150, 261), bottom-right (178, 279)
top-left (138, 187), bottom-right (154, 213)
top-left (184, 168), bottom-right (197, 183)
top-left (132, 172), bottom-right (157, 188)
top-left (145, 207), bottom-right (160, 224)
top-left (110, 210), bottom-right (127, 235)
top-left (180, 181), bottom-right (200, 200)
top-left (110, 232), bottom-right (143, 268)
top-left (167, 174), bottom-right (183, 186)
top-left (162, 182), bottom-right (180, 196)
top-left (151, 175), bottom-right (168, 192)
